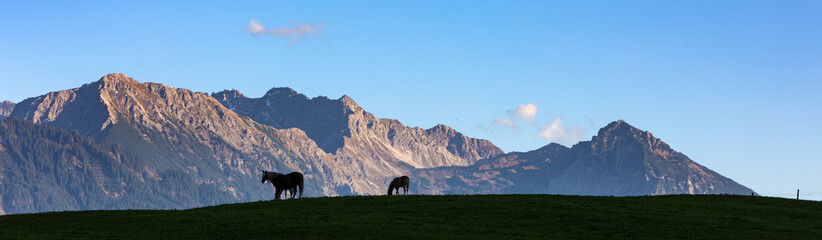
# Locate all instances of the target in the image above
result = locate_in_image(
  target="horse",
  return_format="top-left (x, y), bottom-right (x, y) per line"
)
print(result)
top-left (261, 171), bottom-right (304, 200)
top-left (387, 176), bottom-right (410, 195)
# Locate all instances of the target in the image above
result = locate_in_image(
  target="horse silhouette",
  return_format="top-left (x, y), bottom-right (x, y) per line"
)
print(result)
top-left (261, 171), bottom-right (304, 200)
top-left (387, 176), bottom-right (410, 195)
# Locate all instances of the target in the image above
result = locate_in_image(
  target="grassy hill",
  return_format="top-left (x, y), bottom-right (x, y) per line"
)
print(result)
top-left (0, 195), bottom-right (820, 239)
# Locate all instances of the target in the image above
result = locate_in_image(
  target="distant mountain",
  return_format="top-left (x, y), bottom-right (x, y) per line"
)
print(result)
top-left (3, 73), bottom-right (501, 214)
top-left (9, 74), bottom-right (334, 204)
top-left (0, 101), bottom-right (13, 120)
top-left (412, 120), bottom-right (756, 196)
top-left (1, 73), bottom-right (756, 214)
top-left (213, 88), bottom-right (503, 168)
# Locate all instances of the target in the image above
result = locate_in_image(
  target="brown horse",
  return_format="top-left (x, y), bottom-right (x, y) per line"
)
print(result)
top-left (261, 171), bottom-right (304, 200)
top-left (387, 176), bottom-right (410, 195)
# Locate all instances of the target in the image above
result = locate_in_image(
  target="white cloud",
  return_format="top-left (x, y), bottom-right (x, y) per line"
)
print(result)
top-left (244, 19), bottom-right (325, 43)
top-left (491, 103), bottom-right (537, 132)
top-left (244, 19), bottom-right (265, 35)
top-left (538, 117), bottom-right (585, 146)
top-left (538, 118), bottom-right (564, 140)
top-left (507, 103), bottom-right (537, 123)
top-left (493, 117), bottom-right (519, 130)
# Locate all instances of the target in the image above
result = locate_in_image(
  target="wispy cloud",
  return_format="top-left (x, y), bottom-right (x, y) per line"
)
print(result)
top-left (244, 19), bottom-right (325, 43)
top-left (538, 117), bottom-right (585, 146)
top-left (492, 103), bottom-right (537, 131)
top-left (245, 19), bottom-right (265, 35)
top-left (493, 117), bottom-right (519, 130)
top-left (507, 103), bottom-right (537, 122)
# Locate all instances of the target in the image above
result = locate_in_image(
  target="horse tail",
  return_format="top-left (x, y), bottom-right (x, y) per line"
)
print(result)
top-left (298, 175), bottom-right (304, 198)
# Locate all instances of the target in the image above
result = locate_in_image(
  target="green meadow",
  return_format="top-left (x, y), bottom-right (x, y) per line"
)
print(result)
top-left (1, 195), bottom-right (820, 239)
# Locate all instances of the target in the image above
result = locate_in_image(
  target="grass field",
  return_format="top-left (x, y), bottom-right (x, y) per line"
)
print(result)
top-left (0, 195), bottom-right (820, 239)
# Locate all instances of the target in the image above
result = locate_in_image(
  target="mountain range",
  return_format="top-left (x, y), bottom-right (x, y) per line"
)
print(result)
top-left (0, 73), bottom-right (754, 214)
top-left (412, 120), bottom-right (754, 196)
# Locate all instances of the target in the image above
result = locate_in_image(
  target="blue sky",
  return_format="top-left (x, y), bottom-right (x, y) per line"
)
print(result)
top-left (1, 1), bottom-right (820, 200)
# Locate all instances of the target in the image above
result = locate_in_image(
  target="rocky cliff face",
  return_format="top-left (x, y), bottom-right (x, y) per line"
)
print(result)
top-left (213, 88), bottom-right (351, 154)
top-left (212, 87), bottom-right (503, 195)
top-left (412, 120), bottom-right (756, 196)
top-left (0, 101), bottom-right (14, 120)
top-left (213, 88), bottom-right (503, 169)
top-left (5, 74), bottom-right (501, 214)
top-left (10, 74), bottom-right (335, 203)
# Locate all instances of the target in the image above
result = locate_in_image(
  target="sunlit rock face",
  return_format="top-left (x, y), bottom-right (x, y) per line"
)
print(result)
top-left (3, 73), bottom-right (503, 214)
top-left (213, 87), bottom-right (502, 168)
top-left (0, 101), bottom-right (14, 119)
top-left (212, 86), bottom-right (504, 194)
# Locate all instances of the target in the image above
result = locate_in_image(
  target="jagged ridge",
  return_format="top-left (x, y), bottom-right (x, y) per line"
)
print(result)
top-left (10, 74), bottom-right (334, 205)
top-left (1, 73), bottom-right (756, 214)
top-left (3, 74), bottom-right (503, 214)
top-left (412, 120), bottom-right (756, 196)
top-left (212, 88), bottom-right (503, 168)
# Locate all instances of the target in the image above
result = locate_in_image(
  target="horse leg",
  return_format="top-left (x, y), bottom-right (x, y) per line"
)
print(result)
top-left (275, 188), bottom-right (283, 200)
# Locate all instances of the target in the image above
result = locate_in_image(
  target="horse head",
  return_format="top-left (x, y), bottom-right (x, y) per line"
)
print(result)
top-left (261, 171), bottom-right (268, 183)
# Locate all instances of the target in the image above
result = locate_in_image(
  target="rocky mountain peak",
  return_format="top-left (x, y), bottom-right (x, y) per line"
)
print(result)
top-left (10, 76), bottom-right (116, 136)
top-left (211, 89), bottom-right (247, 110)
top-left (214, 87), bottom-right (503, 168)
top-left (97, 73), bottom-right (138, 88)
top-left (338, 95), bottom-right (362, 113)
top-left (264, 87), bottom-right (306, 100)
top-left (593, 120), bottom-right (672, 156)
top-left (427, 124), bottom-right (456, 135)
top-left (592, 120), bottom-right (642, 147)
top-left (413, 120), bottom-right (755, 196)
top-left (212, 89), bottom-right (246, 100)
top-left (535, 142), bottom-right (570, 154)
top-left (598, 120), bottom-right (633, 135)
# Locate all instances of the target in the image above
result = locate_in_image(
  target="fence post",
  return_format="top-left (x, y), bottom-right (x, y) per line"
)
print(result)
top-left (797, 189), bottom-right (800, 200)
